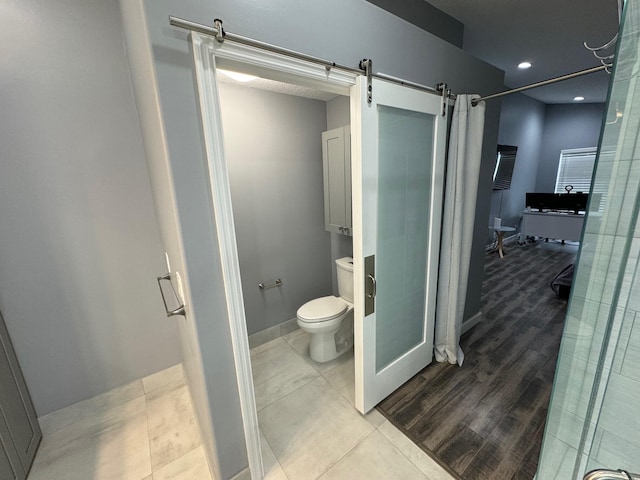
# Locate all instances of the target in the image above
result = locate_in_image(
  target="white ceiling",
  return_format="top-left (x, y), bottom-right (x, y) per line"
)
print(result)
top-left (425, 0), bottom-right (620, 104)
top-left (217, 70), bottom-right (339, 102)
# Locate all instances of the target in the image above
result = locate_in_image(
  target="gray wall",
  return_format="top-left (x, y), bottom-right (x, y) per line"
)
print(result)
top-left (536, 103), bottom-right (606, 192)
top-left (128, 0), bottom-right (504, 477)
top-left (365, 0), bottom-right (464, 48)
top-left (488, 98), bottom-right (606, 242)
top-left (489, 93), bottom-right (546, 234)
top-left (219, 84), bottom-right (333, 335)
top-left (0, 0), bottom-right (181, 416)
top-left (327, 96), bottom-right (351, 130)
top-left (464, 101), bottom-right (503, 320)
top-left (120, 1), bottom-right (246, 479)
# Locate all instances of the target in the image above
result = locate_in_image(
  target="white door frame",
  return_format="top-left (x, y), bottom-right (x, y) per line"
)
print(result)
top-left (190, 32), bottom-right (357, 479)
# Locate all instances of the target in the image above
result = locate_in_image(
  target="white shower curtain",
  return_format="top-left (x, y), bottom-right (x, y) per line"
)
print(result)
top-left (434, 94), bottom-right (486, 366)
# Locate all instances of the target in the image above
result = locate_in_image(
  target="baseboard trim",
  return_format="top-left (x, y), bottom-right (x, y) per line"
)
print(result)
top-left (230, 466), bottom-right (252, 480)
top-left (248, 318), bottom-right (299, 349)
top-left (462, 311), bottom-right (482, 335)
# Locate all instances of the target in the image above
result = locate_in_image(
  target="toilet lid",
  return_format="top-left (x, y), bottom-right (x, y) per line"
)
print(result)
top-left (297, 296), bottom-right (347, 323)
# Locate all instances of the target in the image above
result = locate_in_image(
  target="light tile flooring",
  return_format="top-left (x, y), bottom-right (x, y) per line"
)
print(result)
top-left (28, 329), bottom-right (455, 480)
top-left (29, 363), bottom-right (204, 480)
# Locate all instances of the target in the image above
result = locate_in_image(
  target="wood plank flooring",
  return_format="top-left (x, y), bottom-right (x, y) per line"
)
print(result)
top-left (376, 240), bottom-right (578, 480)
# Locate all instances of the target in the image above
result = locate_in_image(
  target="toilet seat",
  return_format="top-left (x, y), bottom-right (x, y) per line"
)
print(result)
top-left (297, 296), bottom-right (347, 323)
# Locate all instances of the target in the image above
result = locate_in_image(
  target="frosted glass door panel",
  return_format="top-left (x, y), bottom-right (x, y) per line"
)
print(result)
top-left (354, 76), bottom-right (445, 413)
top-left (375, 106), bottom-right (434, 372)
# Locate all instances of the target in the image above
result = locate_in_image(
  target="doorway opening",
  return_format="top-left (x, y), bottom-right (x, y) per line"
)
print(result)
top-left (192, 31), bottom-right (450, 479)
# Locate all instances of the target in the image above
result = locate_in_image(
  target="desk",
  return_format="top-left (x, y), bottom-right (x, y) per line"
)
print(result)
top-left (490, 226), bottom-right (515, 258)
top-left (521, 211), bottom-right (584, 242)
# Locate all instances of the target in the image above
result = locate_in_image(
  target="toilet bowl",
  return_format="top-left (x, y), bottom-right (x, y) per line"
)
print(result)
top-left (297, 297), bottom-right (354, 363)
top-left (296, 257), bottom-right (354, 363)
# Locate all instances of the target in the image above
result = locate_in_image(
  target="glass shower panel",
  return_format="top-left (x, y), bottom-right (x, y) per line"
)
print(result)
top-left (537, 0), bottom-right (640, 478)
top-left (375, 105), bottom-right (434, 372)
top-left (584, 303), bottom-right (640, 473)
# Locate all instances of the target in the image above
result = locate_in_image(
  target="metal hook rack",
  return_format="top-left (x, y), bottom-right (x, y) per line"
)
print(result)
top-left (583, 0), bottom-right (623, 73)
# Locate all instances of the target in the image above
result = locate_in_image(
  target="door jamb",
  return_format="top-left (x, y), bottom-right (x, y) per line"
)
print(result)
top-left (190, 32), bottom-right (358, 479)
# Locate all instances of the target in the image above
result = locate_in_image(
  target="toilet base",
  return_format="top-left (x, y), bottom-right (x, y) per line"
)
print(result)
top-left (309, 332), bottom-right (353, 363)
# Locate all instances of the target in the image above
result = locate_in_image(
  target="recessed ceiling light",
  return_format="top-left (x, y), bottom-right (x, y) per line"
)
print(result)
top-left (518, 62), bottom-right (532, 69)
top-left (218, 69), bottom-right (258, 82)
top-left (574, 96), bottom-right (585, 101)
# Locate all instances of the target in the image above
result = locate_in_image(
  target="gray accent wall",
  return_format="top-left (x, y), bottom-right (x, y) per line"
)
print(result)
top-left (0, 0), bottom-right (181, 416)
top-left (127, 0), bottom-right (505, 477)
top-left (536, 103), bottom-right (606, 192)
top-left (219, 84), bottom-right (333, 335)
top-left (365, 0), bottom-right (464, 48)
top-left (490, 93), bottom-right (546, 234)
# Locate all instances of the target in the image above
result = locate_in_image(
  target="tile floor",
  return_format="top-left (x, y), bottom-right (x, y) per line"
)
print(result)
top-left (28, 329), bottom-right (456, 480)
top-left (29, 363), bottom-right (205, 480)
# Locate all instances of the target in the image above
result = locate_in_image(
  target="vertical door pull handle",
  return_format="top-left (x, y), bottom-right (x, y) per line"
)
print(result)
top-left (364, 255), bottom-right (375, 316)
top-left (367, 274), bottom-right (377, 298)
top-left (156, 273), bottom-right (186, 317)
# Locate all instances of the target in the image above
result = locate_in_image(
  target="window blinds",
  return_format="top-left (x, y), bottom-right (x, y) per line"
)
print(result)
top-left (554, 147), bottom-right (608, 211)
top-left (554, 148), bottom-right (597, 193)
top-left (493, 145), bottom-right (517, 190)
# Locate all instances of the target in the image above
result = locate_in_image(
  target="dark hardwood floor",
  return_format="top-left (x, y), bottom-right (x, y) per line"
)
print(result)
top-left (377, 239), bottom-right (578, 480)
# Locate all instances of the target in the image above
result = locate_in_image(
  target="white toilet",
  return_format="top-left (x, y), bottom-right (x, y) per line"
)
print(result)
top-left (296, 257), bottom-right (354, 363)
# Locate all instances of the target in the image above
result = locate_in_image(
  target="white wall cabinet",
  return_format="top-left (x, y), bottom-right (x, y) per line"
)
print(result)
top-left (0, 310), bottom-right (41, 480)
top-left (322, 126), bottom-right (352, 235)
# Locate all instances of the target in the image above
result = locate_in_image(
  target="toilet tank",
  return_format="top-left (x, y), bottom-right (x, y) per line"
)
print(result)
top-left (336, 257), bottom-right (354, 303)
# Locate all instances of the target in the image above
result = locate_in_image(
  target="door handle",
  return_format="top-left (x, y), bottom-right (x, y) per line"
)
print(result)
top-left (364, 255), bottom-right (375, 315)
top-left (156, 273), bottom-right (186, 317)
top-left (367, 274), bottom-right (377, 298)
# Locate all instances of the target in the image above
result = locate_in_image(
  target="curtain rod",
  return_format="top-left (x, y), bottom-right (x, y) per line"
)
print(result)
top-left (170, 16), bottom-right (609, 108)
top-left (169, 16), bottom-right (364, 77)
top-left (168, 15), bottom-right (447, 99)
top-left (472, 65), bottom-right (607, 106)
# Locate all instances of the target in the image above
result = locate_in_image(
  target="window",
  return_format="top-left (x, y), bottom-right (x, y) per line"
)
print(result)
top-left (554, 147), bottom-right (597, 193)
top-left (493, 144), bottom-right (517, 190)
top-left (554, 147), bottom-right (608, 211)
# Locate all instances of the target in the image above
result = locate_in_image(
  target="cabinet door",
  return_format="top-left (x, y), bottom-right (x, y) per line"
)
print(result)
top-left (343, 126), bottom-right (352, 232)
top-left (0, 310), bottom-right (41, 477)
top-left (323, 126), bottom-right (352, 235)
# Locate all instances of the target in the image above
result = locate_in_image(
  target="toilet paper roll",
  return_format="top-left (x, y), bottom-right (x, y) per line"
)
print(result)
top-left (493, 217), bottom-right (502, 229)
